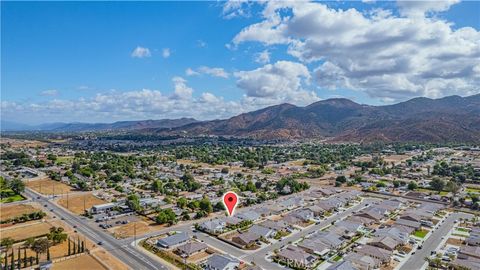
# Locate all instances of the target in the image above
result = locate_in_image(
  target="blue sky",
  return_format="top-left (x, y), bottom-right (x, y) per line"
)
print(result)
top-left (1, 1), bottom-right (479, 124)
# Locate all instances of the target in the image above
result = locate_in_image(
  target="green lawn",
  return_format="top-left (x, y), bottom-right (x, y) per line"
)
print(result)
top-left (466, 188), bottom-right (480, 193)
top-left (413, 229), bottom-right (428, 238)
top-left (457, 228), bottom-right (470, 233)
top-left (56, 156), bottom-right (74, 164)
top-left (0, 194), bottom-right (25, 203)
top-left (332, 255), bottom-right (342, 262)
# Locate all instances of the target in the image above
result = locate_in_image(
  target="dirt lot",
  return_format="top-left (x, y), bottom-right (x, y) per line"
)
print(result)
top-left (52, 254), bottom-right (107, 270)
top-left (57, 193), bottom-right (106, 215)
top-left (383, 154), bottom-right (414, 164)
top-left (0, 220), bottom-right (64, 241)
top-left (447, 238), bottom-right (463, 245)
top-left (90, 249), bottom-right (129, 270)
top-left (109, 220), bottom-right (166, 239)
top-left (0, 203), bottom-right (40, 222)
top-left (26, 178), bottom-right (74, 195)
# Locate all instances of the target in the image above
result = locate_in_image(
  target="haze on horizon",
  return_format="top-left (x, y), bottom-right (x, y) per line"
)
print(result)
top-left (1, 0), bottom-right (479, 125)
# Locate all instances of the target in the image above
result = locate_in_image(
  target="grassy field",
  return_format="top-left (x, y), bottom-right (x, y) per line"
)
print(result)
top-left (466, 187), bottom-right (480, 193)
top-left (56, 156), bottom-right (74, 164)
top-left (26, 178), bottom-right (74, 195)
top-left (57, 193), bottom-right (106, 215)
top-left (332, 255), bottom-right (342, 262)
top-left (0, 204), bottom-right (40, 222)
top-left (0, 194), bottom-right (25, 203)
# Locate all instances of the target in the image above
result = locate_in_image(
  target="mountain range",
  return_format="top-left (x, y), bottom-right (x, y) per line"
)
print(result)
top-left (2, 94), bottom-right (479, 143)
top-left (1, 118), bottom-right (198, 132)
top-left (152, 94), bottom-right (480, 143)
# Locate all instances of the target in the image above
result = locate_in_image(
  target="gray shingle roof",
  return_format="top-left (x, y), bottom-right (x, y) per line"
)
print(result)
top-left (156, 232), bottom-right (189, 248)
top-left (204, 254), bottom-right (239, 270)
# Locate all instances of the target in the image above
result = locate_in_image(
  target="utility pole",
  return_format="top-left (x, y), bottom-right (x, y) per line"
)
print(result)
top-left (66, 192), bottom-right (69, 209)
top-left (134, 223), bottom-right (137, 247)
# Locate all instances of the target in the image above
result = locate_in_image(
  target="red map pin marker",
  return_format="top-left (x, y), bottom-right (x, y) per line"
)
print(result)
top-left (223, 191), bottom-right (238, 216)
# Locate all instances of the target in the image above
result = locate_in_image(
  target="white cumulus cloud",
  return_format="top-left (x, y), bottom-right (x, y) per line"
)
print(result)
top-left (232, 1), bottom-right (480, 101)
top-left (186, 66), bottom-right (230, 78)
top-left (234, 60), bottom-right (319, 105)
top-left (162, 48), bottom-right (171, 58)
top-left (131, 46), bottom-right (151, 58)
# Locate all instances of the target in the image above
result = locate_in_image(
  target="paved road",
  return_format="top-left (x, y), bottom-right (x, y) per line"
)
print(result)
top-left (25, 188), bottom-right (167, 270)
top-left (399, 212), bottom-right (473, 270)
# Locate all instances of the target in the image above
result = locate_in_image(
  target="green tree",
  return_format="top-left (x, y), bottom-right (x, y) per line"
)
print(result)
top-left (336, 176), bottom-right (347, 183)
top-left (126, 194), bottom-right (141, 212)
top-left (199, 197), bottom-right (213, 213)
top-left (151, 180), bottom-right (164, 193)
top-left (408, 181), bottom-right (417, 190)
top-left (31, 239), bottom-right (49, 259)
top-left (245, 180), bottom-right (257, 192)
top-left (9, 178), bottom-right (25, 194)
top-left (155, 209), bottom-right (177, 225)
top-left (430, 178), bottom-right (445, 192)
top-left (446, 181), bottom-right (460, 195)
top-left (176, 197), bottom-right (188, 209)
top-left (47, 227), bottom-right (67, 245)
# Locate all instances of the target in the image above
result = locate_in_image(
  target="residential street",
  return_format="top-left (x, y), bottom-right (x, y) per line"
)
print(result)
top-left (399, 212), bottom-right (473, 270)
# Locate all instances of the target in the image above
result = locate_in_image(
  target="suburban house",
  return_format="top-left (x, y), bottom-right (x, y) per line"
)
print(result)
top-left (458, 246), bottom-right (480, 260)
top-left (297, 239), bottom-right (330, 257)
top-left (232, 232), bottom-right (261, 247)
top-left (175, 241), bottom-right (208, 257)
top-left (355, 245), bottom-right (392, 264)
top-left (332, 220), bottom-right (363, 238)
top-left (156, 232), bottom-right (190, 249)
top-left (247, 224), bottom-right (275, 238)
top-left (289, 208), bottom-right (315, 222)
top-left (199, 219), bottom-right (226, 234)
top-left (466, 228), bottom-right (480, 246)
top-left (394, 218), bottom-right (421, 230)
top-left (368, 236), bottom-right (401, 251)
top-left (237, 211), bottom-right (261, 222)
top-left (259, 220), bottom-right (291, 233)
top-left (345, 253), bottom-right (382, 270)
top-left (374, 227), bottom-right (410, 245)
top-left (355, 207), bottom-right (388, 222)
top-left (310, 231), bottom-right (344, 249)
top-left (307, 205), bottom-right (326, 217)
top-left (276, 245), bottom-right (318, 269)
top-left (203, 254), bottom-right (240, 270)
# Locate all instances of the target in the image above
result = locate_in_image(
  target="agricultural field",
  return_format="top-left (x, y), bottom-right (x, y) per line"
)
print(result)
top-left (26, 178), bottom-right (74, 195)
top-left (57, 193), bottom-right (106, 215)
